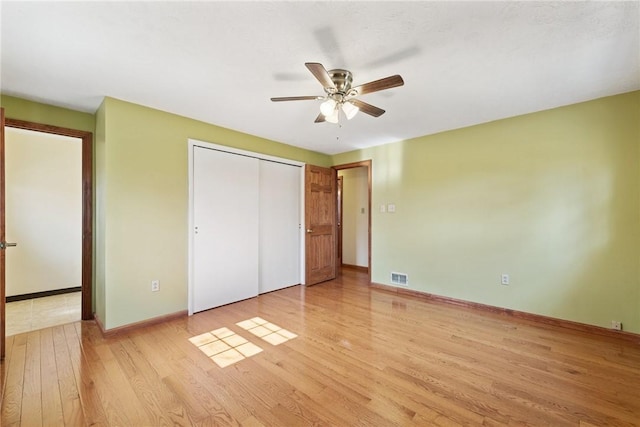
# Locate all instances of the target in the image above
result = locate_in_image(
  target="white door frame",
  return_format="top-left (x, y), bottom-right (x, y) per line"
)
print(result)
top-left (187, 138), bottom-right (306, 315)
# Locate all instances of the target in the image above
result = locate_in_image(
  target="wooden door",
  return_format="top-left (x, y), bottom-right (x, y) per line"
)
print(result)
top-left (1, 108), bottom-right (5, 358)
top-left (305, 165), bottom-right (337, 285)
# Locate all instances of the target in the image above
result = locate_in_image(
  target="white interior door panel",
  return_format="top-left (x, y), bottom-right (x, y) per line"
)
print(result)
top-left (193, 147), bottom-right (259, 312)
top-left (259, 161), bottom-right (301, 293)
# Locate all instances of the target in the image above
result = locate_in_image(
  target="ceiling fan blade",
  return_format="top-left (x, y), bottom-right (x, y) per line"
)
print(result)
top-left (349, 99), bottom-right (385, 117)
top-left (271, 96), bottom-right (321, 102)
top-left (305, 62), bottom-right (336, 89)
top-left (351, 75), bottom-right (404, 96)
top-left (314, 113), bottom-right (326, 123)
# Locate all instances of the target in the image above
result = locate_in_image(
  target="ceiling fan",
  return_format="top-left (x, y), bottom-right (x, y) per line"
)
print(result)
top-left (271, 62), bottom-right (404, 124)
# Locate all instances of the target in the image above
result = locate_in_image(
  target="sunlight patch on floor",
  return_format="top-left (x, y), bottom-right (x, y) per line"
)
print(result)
top-left (236, 317), bottom-right (298, 345)
top-left (189, 326), bottom-right (263, 368)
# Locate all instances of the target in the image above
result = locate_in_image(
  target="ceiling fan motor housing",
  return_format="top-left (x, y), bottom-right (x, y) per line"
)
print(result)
top-left (327, 69), bottom-right (353, 96)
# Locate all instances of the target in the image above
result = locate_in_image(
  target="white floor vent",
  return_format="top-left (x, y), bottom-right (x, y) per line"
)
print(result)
top-left (391, 272), bottom-right (408, 286)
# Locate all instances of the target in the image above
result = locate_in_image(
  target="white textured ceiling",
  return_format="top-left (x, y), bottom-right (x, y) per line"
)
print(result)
top-left (1, 1), bottom-right (638, 155)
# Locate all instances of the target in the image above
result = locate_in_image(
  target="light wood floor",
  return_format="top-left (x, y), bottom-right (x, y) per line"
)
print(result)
top-left (1, 269), bottom-right (639, 426)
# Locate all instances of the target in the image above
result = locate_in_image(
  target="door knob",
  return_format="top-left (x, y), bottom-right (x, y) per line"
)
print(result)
top-left (306, 229), bottom-right (313, 233)
top-left (0, 241), bottom-right (17, 250)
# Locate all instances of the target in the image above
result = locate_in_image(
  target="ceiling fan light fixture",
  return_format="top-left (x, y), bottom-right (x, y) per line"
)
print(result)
top-left (341, 101), bottom-right (359, 120)
top-left (325, 109), bottom-right (340, 124)
top-left (320, 98), bottom-right (337, 117)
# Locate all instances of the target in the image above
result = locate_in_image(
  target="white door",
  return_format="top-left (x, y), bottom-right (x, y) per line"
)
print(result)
top-left (193, 147), bottom-right (259, 312)
top-left (259, 161), bottom-right (301, 293)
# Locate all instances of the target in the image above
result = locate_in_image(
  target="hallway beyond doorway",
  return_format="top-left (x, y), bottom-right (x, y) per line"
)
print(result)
top-left (5, 292), bottom-right (81, 336)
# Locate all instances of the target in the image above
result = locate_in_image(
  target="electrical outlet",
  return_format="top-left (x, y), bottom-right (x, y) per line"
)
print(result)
top-left (501, 274), bottom-right (510, 285)
top-left (151, 280), bottom-right (160, 292)
top-left (611, 321), bottom-right (622, 331)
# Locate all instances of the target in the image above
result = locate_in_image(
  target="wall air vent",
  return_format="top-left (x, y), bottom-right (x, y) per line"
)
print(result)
top-left (391, 272), bottom-right (408, 287)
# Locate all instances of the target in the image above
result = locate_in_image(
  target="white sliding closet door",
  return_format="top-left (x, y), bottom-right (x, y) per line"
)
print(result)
top-left (193, 147), bottom-right (259, 312)
top-left (259, 161), bottom-right (301, 293)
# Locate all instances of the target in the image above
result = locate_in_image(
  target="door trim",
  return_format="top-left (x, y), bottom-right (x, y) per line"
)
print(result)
top-left (1, 108), bottom-right (5, 359)
top-left (337, 175), bottom-right (343, 267)
top-left (3, 118), bottom-right (93, 321)
top-left (333, 160), bottom-right (372, 284)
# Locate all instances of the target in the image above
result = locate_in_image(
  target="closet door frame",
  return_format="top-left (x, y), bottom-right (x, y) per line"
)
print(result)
top-left (187, 139), bottom-right (305, 315)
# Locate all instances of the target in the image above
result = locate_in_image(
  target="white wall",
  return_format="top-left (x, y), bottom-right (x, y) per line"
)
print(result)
top-left (5, 127), bottom-right (82, 296)
top-left (339, 167), bottom-right (369, 267)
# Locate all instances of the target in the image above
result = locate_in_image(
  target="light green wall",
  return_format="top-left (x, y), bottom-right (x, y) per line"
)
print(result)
top-left (333, 91), bottom-right (640, 333)
top-left (1, 94), bottom-right (95, 132)
top-left (94, 100), bottom-right (106, 323)
top-left (99, 97), bottom-right (330, 329)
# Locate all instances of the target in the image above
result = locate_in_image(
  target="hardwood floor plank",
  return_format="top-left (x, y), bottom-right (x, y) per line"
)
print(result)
top-left (206, 368), bottom-right (292, 427)
top-left (64, 322), bottom-right (108, 426)
top-left (231, 359), bottom-right (332, 427)
top-left (73, 331), bottom-right (142, 426)
top-left (183, 360), bottom-right (254, 424)
top-left (114, 336), bottom-right (195, 426)
top-left (128, 327), bottom-right (175, 379)
top-left (140, 325), bottom-right (217, 423)
top-left (20, 331), bottom-right (42, 426)
top-left (51, 325), bottom-right (85, 426)
top-left (162, 372), bottom-right (212, 423)
top-left (250, 348), bottom-right (326, 400)
top-left (0, 334), bottom-right (15, 401)
top-left (39, 328), bottom-right (64, 426)
top-left (1, 333), bottom-right (26, 425)
top-left (288, 388), bottom-right (362, 426)
top-left (95, 341), bottom-right (155, 425)
top-left (314, 384), bottom-right (397, 426)
top-left (238, 415), bottom-right (265, 427)
top-left (175, 357), bottom-right (243, 426)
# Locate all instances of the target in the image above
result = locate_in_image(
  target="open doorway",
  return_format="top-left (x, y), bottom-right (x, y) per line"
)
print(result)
top-left (4, 127), bottom-right (82, 335)
top-left (1, 117), bottom-right (92, 358)
top-left (334, 160), bottom-right (371, 282)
